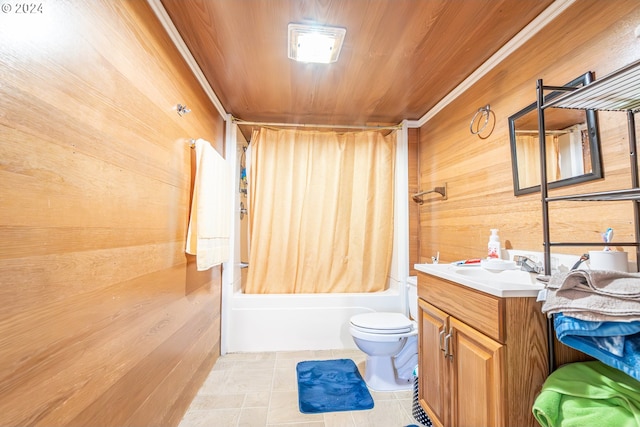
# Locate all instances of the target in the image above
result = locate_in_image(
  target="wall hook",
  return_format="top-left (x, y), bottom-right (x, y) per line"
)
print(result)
top-left (177, 104), bottom-right (191, 116)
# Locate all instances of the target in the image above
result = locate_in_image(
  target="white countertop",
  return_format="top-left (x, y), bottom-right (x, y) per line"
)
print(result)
top-left (414, 263), bottom-right (544, 298)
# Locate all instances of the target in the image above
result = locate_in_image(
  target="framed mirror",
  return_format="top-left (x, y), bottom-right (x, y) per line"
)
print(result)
top-left (509, 72), bottom-right (602, 196)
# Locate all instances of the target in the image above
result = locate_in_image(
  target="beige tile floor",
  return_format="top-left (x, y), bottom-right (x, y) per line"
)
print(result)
top-left (179, 349), bottom-right (420, 427)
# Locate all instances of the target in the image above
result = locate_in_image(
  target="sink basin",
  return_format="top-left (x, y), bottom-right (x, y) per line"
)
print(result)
top-left (413, 263), bottom-right (544, 297)
top-left (454, 268), bottom-right (539, 286)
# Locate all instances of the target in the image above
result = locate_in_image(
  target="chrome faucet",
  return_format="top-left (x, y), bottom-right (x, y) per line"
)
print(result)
top-left (514, 255), bottom-right (543, 274)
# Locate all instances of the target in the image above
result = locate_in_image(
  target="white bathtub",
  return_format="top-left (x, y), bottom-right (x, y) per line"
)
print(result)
top-left (225, 281), bottom-right (405, 352)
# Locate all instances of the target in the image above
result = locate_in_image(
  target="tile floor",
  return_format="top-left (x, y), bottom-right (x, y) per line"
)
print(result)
top-left (178, 348), bottom-right (419, 427)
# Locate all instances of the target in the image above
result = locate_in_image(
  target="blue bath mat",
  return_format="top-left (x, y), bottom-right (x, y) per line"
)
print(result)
top-left (296, 358), bottom-right (374, 414)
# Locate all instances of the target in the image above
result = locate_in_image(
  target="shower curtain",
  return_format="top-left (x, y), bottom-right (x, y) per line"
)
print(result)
top-left (516, 134), bottom-right (560, 188)
top-left (245, 128), bottom-right (396, 294)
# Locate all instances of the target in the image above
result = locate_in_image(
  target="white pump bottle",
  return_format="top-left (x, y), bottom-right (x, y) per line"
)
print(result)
top-left (487, 229), bottom-right (501, 259)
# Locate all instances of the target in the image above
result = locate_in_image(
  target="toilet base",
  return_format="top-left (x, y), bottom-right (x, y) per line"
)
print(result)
top-left (364, 355), bottom-right (413, 392)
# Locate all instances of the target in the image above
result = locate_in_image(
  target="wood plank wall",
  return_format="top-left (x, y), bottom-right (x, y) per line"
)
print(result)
top-left (418, 0), bottom-right (640, 265)
top-left (0, 1), bottom-right (225, 426)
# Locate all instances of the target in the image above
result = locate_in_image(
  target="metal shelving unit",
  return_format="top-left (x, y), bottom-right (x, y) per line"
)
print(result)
top-left (536, 59), bottom-right (640, 371)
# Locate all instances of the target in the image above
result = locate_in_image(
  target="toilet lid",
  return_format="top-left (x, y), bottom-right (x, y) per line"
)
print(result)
top-left (350, 312), bottom-right (413, 333)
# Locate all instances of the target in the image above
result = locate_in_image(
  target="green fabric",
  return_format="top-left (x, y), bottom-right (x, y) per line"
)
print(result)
top-left (533, 361), bottom-right (640, 427)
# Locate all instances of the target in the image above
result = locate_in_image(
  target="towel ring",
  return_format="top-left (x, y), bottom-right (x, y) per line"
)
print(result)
top-left (470, 105), bottom-right (491, 135)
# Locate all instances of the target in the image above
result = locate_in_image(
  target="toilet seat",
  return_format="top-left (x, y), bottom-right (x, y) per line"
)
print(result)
top-left (350, 312), bottom-right (415, 334)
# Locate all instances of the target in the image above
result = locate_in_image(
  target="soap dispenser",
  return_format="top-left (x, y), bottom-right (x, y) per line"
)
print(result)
top-left (487, 229), bottom-right (501, 259)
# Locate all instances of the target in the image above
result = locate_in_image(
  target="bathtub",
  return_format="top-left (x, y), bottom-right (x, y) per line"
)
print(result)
top-left (225, 281), bottom-right (405, 352)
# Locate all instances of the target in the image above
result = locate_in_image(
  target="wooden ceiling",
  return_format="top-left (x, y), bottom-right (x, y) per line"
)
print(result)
top-left (160, 0), bottom-right (554, 127)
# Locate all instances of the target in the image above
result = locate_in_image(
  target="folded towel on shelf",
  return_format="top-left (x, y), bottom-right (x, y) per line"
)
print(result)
top-left (542, 290), bottom-right (640, 322)
top-left (554, 313), bottom-right (640, 380)
top-left (547, 270), bottom-right (640, 299)
top-left (532, 361), bottom-right (640, 427)
top-left (554, 313), bottom-right (640, 357)
top-left (185, 139), bottom-right (230, 271)
top-left (542, 270), bottom-right (640, 322)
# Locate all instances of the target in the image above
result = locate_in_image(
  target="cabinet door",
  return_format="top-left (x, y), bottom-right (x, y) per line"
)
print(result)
top-left (418, 299), bottom-right (449, 427)
top-left (449, 317), bottom-right (504, 427)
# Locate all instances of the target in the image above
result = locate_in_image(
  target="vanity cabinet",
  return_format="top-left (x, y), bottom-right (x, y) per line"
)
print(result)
top-left (419, 299), bottom-right (503, 427)
top-left (417, 272), bottom-right (548, 427)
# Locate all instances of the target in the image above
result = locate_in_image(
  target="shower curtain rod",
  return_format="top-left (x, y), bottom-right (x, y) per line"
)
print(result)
top-left (231, 117), bottom-right (402, 131)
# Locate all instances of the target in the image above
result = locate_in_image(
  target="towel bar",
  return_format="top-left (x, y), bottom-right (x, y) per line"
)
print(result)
top-left (412, 184), bottom-right (447, 204)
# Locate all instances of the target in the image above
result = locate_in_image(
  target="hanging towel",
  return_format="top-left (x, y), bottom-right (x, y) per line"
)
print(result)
top-left (532, 361), bottom-right (640, 427)
top-left (394, 335), bottom-right (418, 381)
top-left (547, 270), bottom-right (640, 299)
top-left (186, 139), bottom-right (230, 271)
top-left (554, 313), bottom-right (640, 381)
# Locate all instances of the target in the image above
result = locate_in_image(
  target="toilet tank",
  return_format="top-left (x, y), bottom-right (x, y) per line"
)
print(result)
top-left (407, 276), bottom-right (418, 320)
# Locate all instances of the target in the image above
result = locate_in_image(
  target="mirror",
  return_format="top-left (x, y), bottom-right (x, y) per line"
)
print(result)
top-left (509, 72), bottom-right (602, 196)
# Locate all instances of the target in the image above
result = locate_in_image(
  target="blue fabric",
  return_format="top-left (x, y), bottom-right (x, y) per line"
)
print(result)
top-left (296, 359), bottom-right (374, 414)
top-left (554, 314), bottom-right (640, 381)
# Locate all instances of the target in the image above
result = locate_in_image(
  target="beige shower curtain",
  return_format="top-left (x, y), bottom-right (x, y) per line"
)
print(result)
top-left (516, 134), bottom-right (560, 188)
top-left (245, 128), bottom-right (395, 294)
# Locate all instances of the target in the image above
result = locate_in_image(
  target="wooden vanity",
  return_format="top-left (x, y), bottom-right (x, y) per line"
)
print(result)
top-left (416, 270), bottom-right (549, 427)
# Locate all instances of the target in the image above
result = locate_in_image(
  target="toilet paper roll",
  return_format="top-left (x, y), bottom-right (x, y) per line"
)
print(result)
top-left (588, 250), bottom-right (629, 272)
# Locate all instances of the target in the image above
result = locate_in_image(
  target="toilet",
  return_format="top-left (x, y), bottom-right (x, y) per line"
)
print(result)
top-left (349, 277), bottom-right (419, 391)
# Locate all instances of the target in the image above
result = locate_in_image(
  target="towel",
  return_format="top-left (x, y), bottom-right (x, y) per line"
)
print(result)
top-left (394, 336), bottom-right (418, 381)
top-left (547, 270), bottom-right (640, 299)
top-left (532, 361), bottom-right (640, 427)
top-left (554, 313), bottom-right (640, 380)
top-left (542, 270), bottom-right (640, 322)
top-left (542, 291), bottom-right (640, 322)
top-left (186, 139), bottom-right (230, 271)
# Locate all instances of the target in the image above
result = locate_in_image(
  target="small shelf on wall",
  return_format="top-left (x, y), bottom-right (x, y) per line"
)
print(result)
top-left (546, 188), bottom-right (640, 202)
top-left (543, 58), bottom-right (640, 112)
top-left (547, 241), bottom-right (640, 248)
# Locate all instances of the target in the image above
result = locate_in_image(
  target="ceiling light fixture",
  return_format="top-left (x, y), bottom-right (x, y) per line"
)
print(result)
top-left (288, 23), bottom-right (346, 64)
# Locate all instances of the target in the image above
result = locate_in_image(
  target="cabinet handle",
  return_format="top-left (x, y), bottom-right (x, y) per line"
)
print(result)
top-left (443, 330), bottom-right (450, 358)
top-left (444, 327), bottom-right (453, 360)
top-left (439, 329), bottom-right (446, 353)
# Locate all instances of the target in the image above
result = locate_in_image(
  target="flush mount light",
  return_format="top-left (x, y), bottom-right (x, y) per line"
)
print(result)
top-left (288, 23), bottom-right (346, 64)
